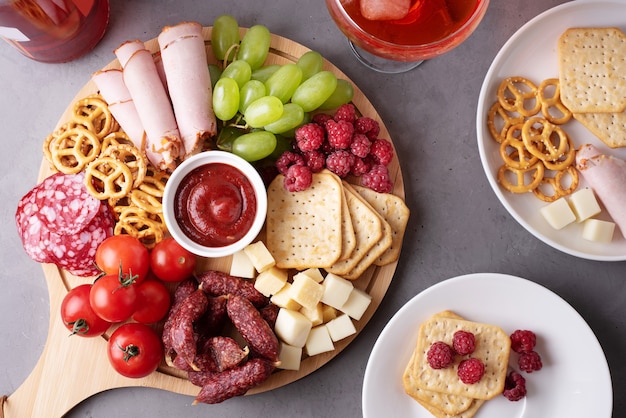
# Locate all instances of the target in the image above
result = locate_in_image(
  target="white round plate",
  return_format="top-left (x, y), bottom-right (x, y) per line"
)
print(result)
top-left (476, 0), bottom-right (626, 261)
top-left (362, 273), bottom-right (612, 417)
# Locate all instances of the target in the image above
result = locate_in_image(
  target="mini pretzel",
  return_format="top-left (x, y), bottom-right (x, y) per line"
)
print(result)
top-left (497, 161), bottom-right (545, 194)
top-left (499, 137), bottom-right (540, 169)
top-left (73, 96), bottom-right (116, 139)
top-left (101, 131), bottom-right (136, 152)
top-left (101, 144), bottom-right (147, 188)
top-left (49, 127), bottom-right (101, 174)
top-left (532, 166), bottom-right (579, 202)
top-left (129, 189), bottom-right (162, 215)
top-left (84, 157), bottom-right (133, 201)
top-left (497, 76), bottom-right (541, 117)
top-left (139, 169), bottom-right (170, 197)
top-left (115, 216), bottom-right (164, 248)
top-left (538, 78), bottom-right (572, 125)
top-left (487, 101), bottom-right (525, 143)
top-left (521, 117), bottom-right (570, 162)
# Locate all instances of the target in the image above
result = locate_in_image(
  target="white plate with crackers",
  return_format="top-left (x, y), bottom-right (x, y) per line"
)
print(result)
top-left (476, 0), bottom-right (626, 261)
top-left (362, 273), bottom-right (612, 417)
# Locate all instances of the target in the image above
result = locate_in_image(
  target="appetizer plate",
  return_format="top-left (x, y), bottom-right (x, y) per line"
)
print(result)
top-left (362, 273), bottom-right (612, 418)
top-left (5, 27), bottom-right (404, 418)
top-left (476, 0), bottom-right (626, 261)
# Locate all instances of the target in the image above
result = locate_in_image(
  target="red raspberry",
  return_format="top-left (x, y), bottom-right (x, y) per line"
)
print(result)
top-left (457, 358), bottom-right (485, 384)
top-left (325, 119), bottom-right (354, 149)
top-left (295, 123), bottom-right (325, 152)
top-left (312, 113), bottom-right (332, 126)
top-left (275, 151), bottom-right (305, 176)
top-left (351, 157), bottom-right (371, 176)
top-left (426, 341), bottom-right (454, 369)
top-left (350, 133), bottom-right (371, 158)
top-left (333, 103), bottom-right (357, 124)
top-left (303, 150), bottom-right (326, 173)
top-left (370, 138), bottom-right (394, 166)
top-left (355, 116), bottom-right (380, 140)
top-left (326, 150), bottom-right (354, 178)
top-left (452, 330), bottom-right (476, 356)
top-left (510, 330), bottom-right (537, 353)
top-left (503, 371), bottom-right (527, 401)
top-left (283, 164), bottom-right (312, 192)
top-left (361, 164), bottom-right (393, 193)
top-left (518, 350), bottom-right (543, 373)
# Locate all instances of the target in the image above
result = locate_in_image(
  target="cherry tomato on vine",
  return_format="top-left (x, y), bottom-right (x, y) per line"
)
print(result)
top-left (60, 284), bottom-right (111, 337)
top-left (150, 237), bottom-right (197, 282)
top-left (95, 235), bottom-right (150, 283)
top-left (107, 323), bottom-right (163, 378)
top-left (89, 273), bottom-right (138, 323)
top-left (131, 279), bottom-right (172, 324)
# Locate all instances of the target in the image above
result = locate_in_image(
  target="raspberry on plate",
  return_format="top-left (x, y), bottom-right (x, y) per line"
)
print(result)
top-left (457, 358), bottom-right (485, 384)
top-left (361, 164), bottom-right (393, 193)
top-left (295, 123), bottom-right (325, 152)
top-left (370, 138), bottom-right (394, 166)
top-left (426, 341), bottom-right (454, 369)
top-left (503, 371), bottom-right (527, 401)
top-left (355, 116), bottom-right (380, 140)
top-left (333, 103), bottom-right (357, 124)
top-left (326, 150), bottom-right (354, 178)
top-left (510, 329), bottom-right (537, 353)
top-left (452, 330), bottom-right (476, 356)
top-left (518, 350), bottom-right (543, 373)
top-left (276, 151), bottom-right (305, 176)
top-left (325, 119), bottom-right (354, 149)
top-left (350, 133), bottom-right (372, 158)
top-left (283, 164), bottom-right (312, 192)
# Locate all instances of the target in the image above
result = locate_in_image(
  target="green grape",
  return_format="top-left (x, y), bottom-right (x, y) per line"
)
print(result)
top-left (232, 130), bottom-right (277, 162)
top-left (264, 103), bottom-right (305, 134)
top-left (244, 96), bottom-right (284, 128)
top-left (264, 63), bottom-right (303, 103)
top-left (208, 64), bottom-right (222, 90)
top-left (296, 50), bottom-right (324, 81)
top-left (220, 60), bottom-right (252, 88)
top-left (216, 125), bottom-right (245, 152)
top-left (251, 64), bottom-right (280, 83)
top-left (291, 71), bottom-right (337, 112)
top-left (318, 79), bottom-right (354, 110)
top-left (211, 15), bottom-right (240, 61)
top-left (238, 80), bottom-right (266, 114)
top-left (237, 25), bottom-right (271, 70)
top-left (280, 111), bottom-right (311, 138)
top-left (212, 77), bottom-right (240, 121)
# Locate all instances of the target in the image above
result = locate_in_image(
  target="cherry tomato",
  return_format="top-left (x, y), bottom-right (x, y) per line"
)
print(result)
top-left (107, 323), bottom-right (163, 378)
top-left (89, 273), bottom-right (138, 323)
top-left (60, 284), bottom-right (111, 337)
top-left (95, 235), bottom-right (150, 283)
top-left (150, 237), bottom-right (197, 282)
top-left (131, 279), bottom-right (172, 324)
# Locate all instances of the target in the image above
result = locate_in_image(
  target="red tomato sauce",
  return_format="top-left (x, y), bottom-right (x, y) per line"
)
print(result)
top-left (174, 163), bottom-right (257, 247)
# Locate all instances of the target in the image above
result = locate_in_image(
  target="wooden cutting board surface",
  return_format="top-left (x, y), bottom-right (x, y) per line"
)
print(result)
top-left (3, 27), bottom-right (405, 418)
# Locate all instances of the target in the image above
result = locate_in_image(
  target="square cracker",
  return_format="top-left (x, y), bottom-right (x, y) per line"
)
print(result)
top-left (351, 184), bottom-right (410, 266)
top-left (409, 312), bottom-right (511, 400)
top-left (558, 27), bottom-right (626, 113)
top-left (266, 172), bottom-right (343, 269)
top-left (573, 111), bottom-right (626, 148)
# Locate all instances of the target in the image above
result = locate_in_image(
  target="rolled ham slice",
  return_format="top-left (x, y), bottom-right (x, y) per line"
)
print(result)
top-left (576, 144), bottom-right (626, 235)
top-left (158, 22), bottom-right (217, 158)
top-left (115, 43), bottom-right (182, 171)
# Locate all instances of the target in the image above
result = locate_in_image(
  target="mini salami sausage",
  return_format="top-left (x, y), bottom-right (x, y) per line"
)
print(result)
top-left (226, 295), bottom-right (279, 363)
top-left (207, 336), bottom-right (249, 372)
top-left (169, 289), bottom-right (208, 370)
top-left (187, 369), bottom-right (217, 388)
top-left (193, 358), bottom-right (275, 404)
top-left (197, 270), bottom-right (268, 308)
top-left (259, 303), bottom-right (280, 329)
top-left (162, 277), bottom-right (198, 357)
top-left (194, 295), bottom-right (228, 337)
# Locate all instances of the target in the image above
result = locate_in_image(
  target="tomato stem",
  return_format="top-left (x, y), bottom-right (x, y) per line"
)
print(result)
top-left (119, 343), bottom-right (140, 362)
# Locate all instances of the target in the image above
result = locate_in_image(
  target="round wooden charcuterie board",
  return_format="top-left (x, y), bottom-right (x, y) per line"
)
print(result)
top-left (5, 27), bottom-right (405, 417)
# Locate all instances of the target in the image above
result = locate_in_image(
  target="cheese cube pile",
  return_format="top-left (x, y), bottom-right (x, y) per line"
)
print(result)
top-left (235, 241), bottom-right (372, 371)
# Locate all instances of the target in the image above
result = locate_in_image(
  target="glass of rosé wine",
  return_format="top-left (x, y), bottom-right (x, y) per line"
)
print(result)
top-left (325, 0), bottom-right (490, 73)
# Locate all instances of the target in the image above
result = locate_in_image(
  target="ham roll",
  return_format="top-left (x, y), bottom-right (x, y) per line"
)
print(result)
top-left (576, 144), bottom-right (626, 235)
top-left (158, 22), bottom-right (217, 159)
top-left (115, 41), bottom-right (182, 171)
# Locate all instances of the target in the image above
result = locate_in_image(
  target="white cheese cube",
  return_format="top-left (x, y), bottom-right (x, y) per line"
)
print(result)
top-left (254, 266), bottom-right (288, 297)
top-left (325, 313), bottom-right (357, 342)
top-left (299, 302), bottom-right (324, 326)
top-left (322, 304), bottom-right (338, 324)
top-left (243, 241), bottom-right (275, 273)
top-left (321, 272), bottom-right (354, 309)
top-left (540, 197), bottom-right (576, 230)
top-left (229, 250), bottom-right (257, 279)
top-left (582, 218), bottom-right (615, 243)
top-left (300, 268), bottom-right (325, 283)
top-left (274, 308), bottom-right (312, 348)
top-left (339, 288), bottom-right (372, 320)
top-left (568, 188), bottom-right (602, 222)
top-left (270, 283), bottom-right (302, 310)
top-left (305, 325), bottom-right (335, 356)
top-left (290, 273), bottom-right (324, 311)
top-left (277, 342), bottom-right (302, 370)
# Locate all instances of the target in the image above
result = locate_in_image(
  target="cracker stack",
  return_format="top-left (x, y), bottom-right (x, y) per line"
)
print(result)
top-left (558, 27), bottom-right (626, 148)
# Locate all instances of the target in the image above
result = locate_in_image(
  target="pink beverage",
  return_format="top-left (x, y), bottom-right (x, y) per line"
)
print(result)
top-left (0, 0), bottom-right (109, 63)
top-left (326, 0), bottom-right (489, 62)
